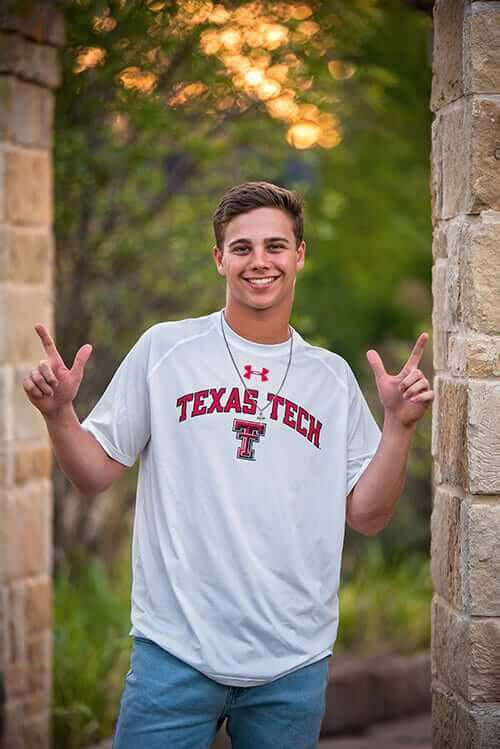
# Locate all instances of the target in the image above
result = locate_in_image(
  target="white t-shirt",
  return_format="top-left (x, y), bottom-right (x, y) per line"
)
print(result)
top-left (81, 308), bottom-right (381, 686)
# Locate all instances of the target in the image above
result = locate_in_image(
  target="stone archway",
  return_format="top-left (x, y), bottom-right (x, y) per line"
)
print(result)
top-left (0, 2), bottom-right (499, 747)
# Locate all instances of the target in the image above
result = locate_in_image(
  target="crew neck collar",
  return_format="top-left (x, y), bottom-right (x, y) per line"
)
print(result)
top-left (216, 308), bottom-right (301, 356)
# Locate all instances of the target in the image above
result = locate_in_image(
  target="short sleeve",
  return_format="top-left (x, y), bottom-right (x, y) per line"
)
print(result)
top-left (345, 362), bottom-right (382, 496)
top-left (81, 329), bottom-right (152, 467)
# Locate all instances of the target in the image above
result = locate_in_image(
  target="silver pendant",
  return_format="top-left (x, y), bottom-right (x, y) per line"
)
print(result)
top-left (257, 411), bottom-right (266, 421)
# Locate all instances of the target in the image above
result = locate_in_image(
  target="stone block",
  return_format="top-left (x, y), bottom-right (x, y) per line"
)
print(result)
top-left (3, 145), bottom-right (53, 227)
top-left (467, 502), bottom-right (500, 616)
top-left (462, 218), bottom-right (500, 335)
top-left (4, 482), bottom-right (52, 581)
top-left (432, 595), bottom-right (500, 703)
top-left (6, 580), bottom-right (25, 662)
top-left (0, 286), bottom-right (52, 366)
top-left (0, 3), bottom-right (65, 47)
top-left (0, 365), bottom-right (13, 443)
top-left (432, 259), bottom-right (449, 372)
top-left (432, 685), bottom-right (500, 749)
top-left (431, 594), bottom-right (469, 700)
top-left (431, 0), bottom-right (466, 111)
top-left (464, 2), bottom-right (500, 93)
top-left (0, 31), bottom-right (61, 88)
top-left (431, 96), bottom-right (500, 220)
top-left (468, 380), bottom-right (500, 493)
top-left (0, 225), bottom-right (53, 284)
top-left (432, 2), bottom-right (500, 112)
top-left (0, 76), bottom-right (54, 148)
top-left (432, 375), bottom-right (468, 488)
top-left (0, 583), bottom-right (8, 665)
top-left (22, 714), bottom-right (50, 749)
top-left (430, 485), bottom-right (465, 610)
top-left (15, 445), bottom-right (52, 485)
top-left (449, 333), bottom-right (500, 377)
top-left (25, 575), bottom-right (52, 634)
top-left (27, 630), bottom-right (50, 693)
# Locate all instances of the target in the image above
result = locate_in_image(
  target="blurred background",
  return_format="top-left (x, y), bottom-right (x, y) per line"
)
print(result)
top-left (49, 0), bottom-right (434, 745)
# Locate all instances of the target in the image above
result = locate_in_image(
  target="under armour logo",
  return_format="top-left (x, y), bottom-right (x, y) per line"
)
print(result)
top-left (243, 364), bottom-right (269, 382)
top-left (233, 419), bottom-right (266, 460)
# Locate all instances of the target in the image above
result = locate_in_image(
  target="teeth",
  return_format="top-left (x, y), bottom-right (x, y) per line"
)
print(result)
top-left (247, 277), bottom-right (277, 285)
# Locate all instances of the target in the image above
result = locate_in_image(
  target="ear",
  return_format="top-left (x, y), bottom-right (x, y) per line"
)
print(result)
top-left (213, 245), bottom-right (225, 276)
top-left (296, 240), bottom-right (306, 272)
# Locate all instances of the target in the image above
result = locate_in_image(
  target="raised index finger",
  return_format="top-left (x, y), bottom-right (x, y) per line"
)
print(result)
top-left (34, 323), bottom-right (65, 366)
top-left (399, 332), bottom-right (429, 377)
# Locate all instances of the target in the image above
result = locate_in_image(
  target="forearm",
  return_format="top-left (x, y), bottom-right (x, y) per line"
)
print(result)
top-left (348, 412), bottom-right (416, 535)
top-left (43, 404), bottom-right (112, 496)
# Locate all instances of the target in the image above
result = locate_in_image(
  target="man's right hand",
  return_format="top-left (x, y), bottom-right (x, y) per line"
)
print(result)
top-left (22, 323), bottom-right (93, 418)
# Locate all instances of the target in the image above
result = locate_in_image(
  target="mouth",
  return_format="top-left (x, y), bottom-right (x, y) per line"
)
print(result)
top-left (243, 275), bottom-right (281, 290)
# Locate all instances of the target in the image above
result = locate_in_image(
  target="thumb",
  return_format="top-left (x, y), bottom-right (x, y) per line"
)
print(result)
top-left (366, 349), bottom-right (386, 382)
top-left (71, 344), bottom-right (93, 378)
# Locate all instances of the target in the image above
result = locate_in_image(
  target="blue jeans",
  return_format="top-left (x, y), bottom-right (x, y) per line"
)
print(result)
top-left (113, 635), bottom-right (331, 749)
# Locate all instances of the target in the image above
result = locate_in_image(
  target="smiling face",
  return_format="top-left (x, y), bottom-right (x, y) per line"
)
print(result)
top-left (213, 206), bottom-right (306, 316)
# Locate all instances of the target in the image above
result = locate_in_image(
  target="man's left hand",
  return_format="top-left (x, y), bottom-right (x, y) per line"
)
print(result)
top-left (366, 332), bottom-right (434, 428)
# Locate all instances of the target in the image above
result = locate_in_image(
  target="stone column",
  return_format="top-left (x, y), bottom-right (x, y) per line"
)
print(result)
top-left (430, 1), bottom-right (500, 747)
top-left (0, 4), bottom-right (64, 748)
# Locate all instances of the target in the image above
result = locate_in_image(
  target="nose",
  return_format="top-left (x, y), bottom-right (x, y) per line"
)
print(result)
top-left (250, 247), bottom-right (270, 269)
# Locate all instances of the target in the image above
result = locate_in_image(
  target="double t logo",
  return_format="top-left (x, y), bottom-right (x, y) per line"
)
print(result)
top-left (232, 419), bottom-right (266, 461)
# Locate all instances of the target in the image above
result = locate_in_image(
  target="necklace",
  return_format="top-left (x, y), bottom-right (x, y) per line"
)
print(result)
top-left (220, 309), bottom-right (293, 422)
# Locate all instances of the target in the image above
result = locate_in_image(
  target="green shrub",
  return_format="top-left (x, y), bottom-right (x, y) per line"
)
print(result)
top-left (52, 545), bottom-right (132, 748)
top-left (337, 539), bottom-right (432, 655)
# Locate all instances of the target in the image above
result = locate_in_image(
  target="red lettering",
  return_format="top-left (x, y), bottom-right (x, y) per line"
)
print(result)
top-left (296, 406), bottom-right (308, 437)
top-left (283, 399), bottom-right (298, 430)
top-left (224, 387), bottom-right (242, 413)
top-left (243, 388), bottom-right (258, 415)
top-left (176, 392), bottom-right (193, 422)
top-left (307, 415), bottom-right (322, 448)
top-left (192, 389), bottom-right (209, 417)
top-left (267, 393), bottom-right (285, 421)
top-left (206, 387), bottom-right (226, 414)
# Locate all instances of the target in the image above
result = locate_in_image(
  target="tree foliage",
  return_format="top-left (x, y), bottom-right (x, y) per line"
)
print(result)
top-left (49, 0), bottom-right (432, 568)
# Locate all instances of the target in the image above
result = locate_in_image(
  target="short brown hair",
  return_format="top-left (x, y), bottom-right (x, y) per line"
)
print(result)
top-left (213, 180), bottom-right (304, 251)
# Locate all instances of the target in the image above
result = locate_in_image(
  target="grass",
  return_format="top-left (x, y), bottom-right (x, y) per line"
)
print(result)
top-left (53, 537), bottom-right (432, 747)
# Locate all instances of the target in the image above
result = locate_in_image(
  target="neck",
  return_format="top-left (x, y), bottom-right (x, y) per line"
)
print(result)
top-left (223, 299), bottom-right (292, 344)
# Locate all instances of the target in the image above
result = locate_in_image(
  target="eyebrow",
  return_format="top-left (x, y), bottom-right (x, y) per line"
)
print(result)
top-left (228, 236), bottom-right (290, 247)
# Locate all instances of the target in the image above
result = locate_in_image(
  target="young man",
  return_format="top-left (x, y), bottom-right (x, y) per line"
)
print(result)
top-left (24, 181), bottom-right (433, 749)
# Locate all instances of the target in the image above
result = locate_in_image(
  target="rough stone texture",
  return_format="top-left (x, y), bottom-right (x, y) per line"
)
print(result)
top-left (0, 2), bottom-right (66, 47)
top-left (4, 482), bottom-right (52, 581)
top-left (468, 381), bottom-right (500, 493)
top-left (449, 333), bottom-right (500, 377)
top-left (0, 226), bottom-right (54, 285)
top-left (431, 3), bottom-right (500, 743)
top-left (432, 595), bottom-right (500, 704)
top-left (0, 286), bottom-right (53, 365)
top-left (430, 485), bottom-right (465, 610)
top-left (0, 31), bottom-right (61, 88)
top-left (1, 145), bottom-right (53, 227)
top-left (467, 501), bottom-right (500, 615)
top-left (0, 76), bottom-right (54, 149)
top-left (432, 1), bottom-right (500, 111)
top-left (431, 0), bottom-right (466, 111)
top-left (431, 375), bottom-right (468, 487)
top-left (464, 2), bottom-right (500, 93)
top-left (431, 95), bottom-right (500, 221)
top-left (462, 217), bottom-right (500, 335)
top-left (432, 686), bottom-right (500, 749)
top-left (15, 445), bottom-right (53, 485)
